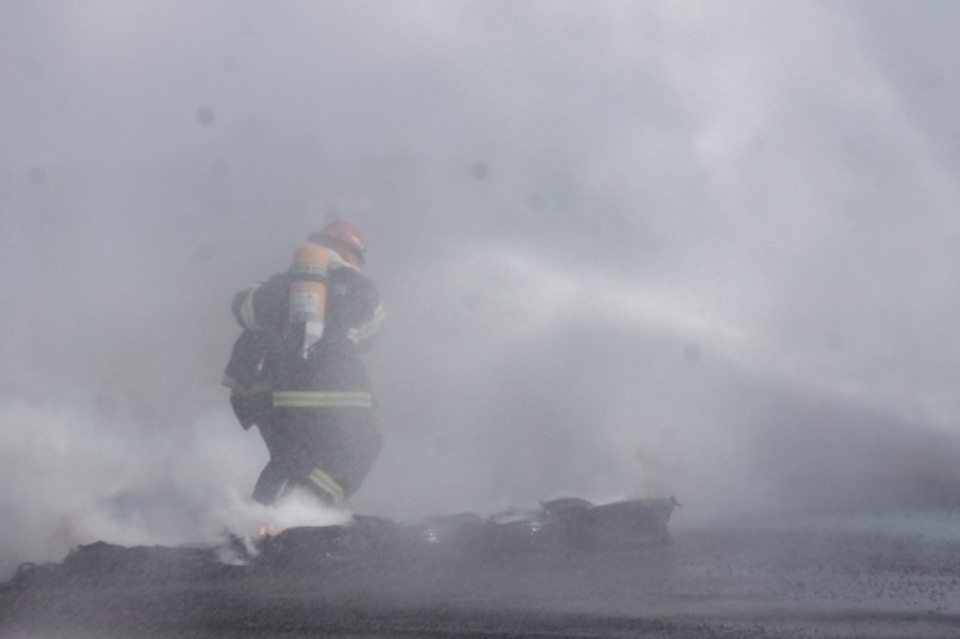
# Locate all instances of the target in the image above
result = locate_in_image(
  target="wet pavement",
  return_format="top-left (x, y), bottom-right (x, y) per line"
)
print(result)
top-left (3, 511), bottom-right (960, 637)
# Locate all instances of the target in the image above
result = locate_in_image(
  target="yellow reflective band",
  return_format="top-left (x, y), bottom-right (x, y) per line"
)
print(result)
top-left (347, 304), bottom-right (385, 344)
top-left (308, 467), bottom-right (344, 502)
top-left (272, 391), bottom-right (373, 408)
top-left (239, 284), bottom-right (261, 331)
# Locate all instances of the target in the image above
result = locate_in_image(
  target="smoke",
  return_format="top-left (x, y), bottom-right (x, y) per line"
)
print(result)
top-left (3, 0), bottom-right (960, 574)
top-left (0, 399), bottom-right (349, 577)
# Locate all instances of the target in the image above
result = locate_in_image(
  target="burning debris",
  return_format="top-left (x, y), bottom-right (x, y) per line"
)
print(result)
top-left (11, 497), bottom-right (678, 589)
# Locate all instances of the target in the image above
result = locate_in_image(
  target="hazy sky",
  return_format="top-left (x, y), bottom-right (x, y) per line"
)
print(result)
top-left (3, 1), bottom-right (960, 574)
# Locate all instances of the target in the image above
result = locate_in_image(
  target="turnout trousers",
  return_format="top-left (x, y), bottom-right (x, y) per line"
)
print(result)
top-left (252, 402), bottom-right (382, 506)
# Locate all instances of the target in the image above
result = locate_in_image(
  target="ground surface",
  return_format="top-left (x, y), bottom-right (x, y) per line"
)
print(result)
top-left (3, 512), bottom-right (960, 638)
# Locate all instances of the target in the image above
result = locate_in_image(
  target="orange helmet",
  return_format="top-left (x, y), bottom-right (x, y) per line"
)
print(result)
top-left (309, 220), bottom-right (366, 265)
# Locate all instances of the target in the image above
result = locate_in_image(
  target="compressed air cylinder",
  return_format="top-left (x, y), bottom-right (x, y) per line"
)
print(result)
top-left (288, 242), bottom-right (329, 358)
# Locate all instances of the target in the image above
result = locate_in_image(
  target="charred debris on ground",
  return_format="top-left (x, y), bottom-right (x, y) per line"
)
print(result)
top-left (10, 497), bottom-right (679, 590)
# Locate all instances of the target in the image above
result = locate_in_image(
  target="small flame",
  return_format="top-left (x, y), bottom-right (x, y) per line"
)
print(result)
top-left (258, 524), bottom-right (279, 538)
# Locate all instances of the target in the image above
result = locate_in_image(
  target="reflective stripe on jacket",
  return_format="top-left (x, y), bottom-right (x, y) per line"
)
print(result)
top-left (273, 391), bottom-right (373, 409)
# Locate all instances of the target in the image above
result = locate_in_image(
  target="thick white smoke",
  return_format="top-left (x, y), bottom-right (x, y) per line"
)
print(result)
top-left (0, 400), bottom-right (349, 576)
top-left (3, 1), bottom-right (960, 575)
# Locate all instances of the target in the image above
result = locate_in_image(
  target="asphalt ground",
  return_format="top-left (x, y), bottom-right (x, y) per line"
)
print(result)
top-left (3, 513), bottom-right (960, 638)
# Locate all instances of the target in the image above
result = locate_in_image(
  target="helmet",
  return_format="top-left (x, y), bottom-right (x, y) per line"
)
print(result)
top-left (309, 220), bottom-right (366, 265)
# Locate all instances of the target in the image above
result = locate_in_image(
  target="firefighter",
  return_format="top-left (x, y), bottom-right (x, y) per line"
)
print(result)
top-left (222, 221), bottom-right (385, 506)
